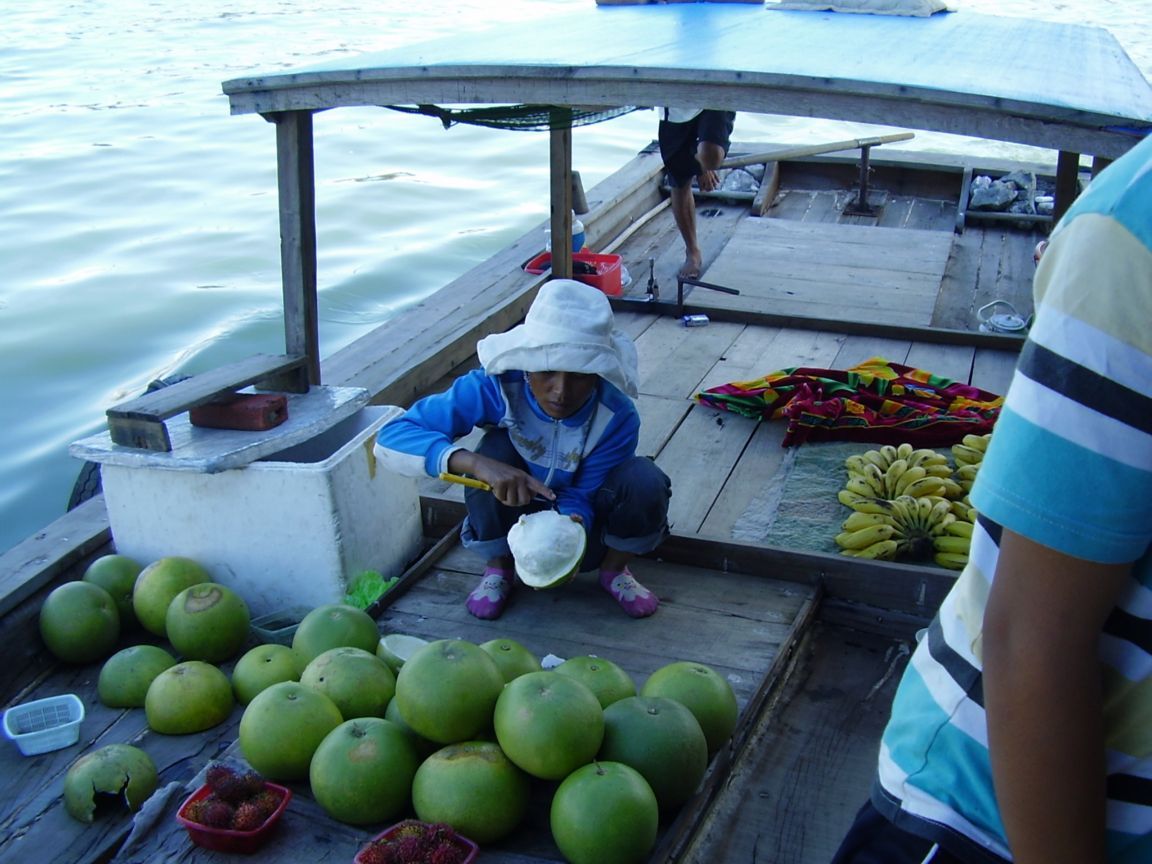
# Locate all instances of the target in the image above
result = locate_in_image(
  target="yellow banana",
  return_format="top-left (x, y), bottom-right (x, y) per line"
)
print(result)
top-left (884, 458), bottom-right (909, 497)
top-left (894, 465), bottom-right (926, 497)
top-left (904, 476), bottom-right (947, 498)
top-left (861, 449), bottom-right (890, 471)
top-left (880, 445), bottom-right (899, 467)
top-left (842, 511), bottom-right (896, 532)
top-left (847, 539), bottom-right (900, 560)
top-left (908, 448), bottom-right (949, 469)
top-left (956, 463), bottom-right (981, 482)
top-left (897, 442), bottom-right (914, 462)
top-left (837, 489), bottom-right (897, 515)
top-left (845, 454), bottom-right (869, 475)
top-left (949, 500), bottom-right (970, 521)
top-left (862, 462), bottom-right (888, 498)
top-left (934, 552), bottom-right (969, 570)
top-left (945, 520), bottom-right (973, 538)
top-left (927, 497), bottom-right (955, 531)
top-left (835, 523), bottom-right (897, 551)
top-left (845, 477), bottom-right (878, 498)
top-left (923, 463), bottom-right (954, 478)
top-left (951, 444), bottom-right (985, 466)
top-left (938, 477), bottom-right (965, 500)
top-left (933, 535), bottom-right (972, 555)
top-left (962, 433), bottom-right (990, 453)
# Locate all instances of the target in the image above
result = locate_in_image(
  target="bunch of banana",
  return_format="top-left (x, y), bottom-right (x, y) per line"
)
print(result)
top-left (933, 518), bottom-right (974, 570)
top-left (836, 494), bottom-right (960, 561)
top-left (844, 443), bottom-right (958, 500)
top-left (951, 433), bottom-right (991, 493)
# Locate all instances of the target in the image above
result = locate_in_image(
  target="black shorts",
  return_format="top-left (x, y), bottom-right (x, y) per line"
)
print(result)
top-left (658, 109), bottom-right (735, 187)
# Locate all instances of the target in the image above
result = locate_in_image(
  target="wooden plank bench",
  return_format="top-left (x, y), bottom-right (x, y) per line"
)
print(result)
top-left (105, 354), bottom-right (310, 452)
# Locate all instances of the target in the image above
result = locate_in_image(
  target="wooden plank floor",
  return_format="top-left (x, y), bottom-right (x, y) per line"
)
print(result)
top-left (697, 218), bottom-right (954, 327)
top-left (677, 622), bottom-right (910, 864)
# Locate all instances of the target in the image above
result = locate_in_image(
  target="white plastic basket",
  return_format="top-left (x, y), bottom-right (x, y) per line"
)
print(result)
top-left (3, 694), bottom-right (85, 756)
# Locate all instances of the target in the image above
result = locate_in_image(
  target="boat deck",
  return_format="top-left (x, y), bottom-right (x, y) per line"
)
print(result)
top-left (1, 146), bottom-right (1033, 864)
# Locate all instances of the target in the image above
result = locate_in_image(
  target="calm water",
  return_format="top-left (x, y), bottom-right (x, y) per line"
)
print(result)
top-left (2, 0), bottom-right (1149, 554)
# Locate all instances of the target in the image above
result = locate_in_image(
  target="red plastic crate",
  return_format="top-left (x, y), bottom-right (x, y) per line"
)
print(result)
top-left (176, 781), bottom-right (291, 854)
top-left (524, 250), bottom-right (623, 296)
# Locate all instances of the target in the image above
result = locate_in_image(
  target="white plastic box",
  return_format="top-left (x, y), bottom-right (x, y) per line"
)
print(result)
top-left (93, 406), bottom-right (422, 617)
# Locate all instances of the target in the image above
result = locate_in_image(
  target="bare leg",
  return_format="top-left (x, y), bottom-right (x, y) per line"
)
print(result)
top-left (670, 182), bottom-right (702, 280)
top-left (672, 140), bottom-right (727, 279)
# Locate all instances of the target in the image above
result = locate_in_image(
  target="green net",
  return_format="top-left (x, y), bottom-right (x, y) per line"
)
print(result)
top-left (386, 103), bottom-right (642, 131)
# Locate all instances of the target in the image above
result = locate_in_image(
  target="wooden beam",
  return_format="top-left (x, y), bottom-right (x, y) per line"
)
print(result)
top-left (549, 108), bottom-right (574, 279)
top-left (275, 111), bottom-right (321, 385)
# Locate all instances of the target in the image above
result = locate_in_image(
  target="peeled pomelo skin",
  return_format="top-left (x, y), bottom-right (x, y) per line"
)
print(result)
top-left (507, 510), bottom-right (586, 589)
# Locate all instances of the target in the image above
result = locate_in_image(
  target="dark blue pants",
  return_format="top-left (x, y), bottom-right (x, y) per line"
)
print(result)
top-left (831, 801), bottom-right (966, 864)
top-left (460, 427), bottom-right (670, 568)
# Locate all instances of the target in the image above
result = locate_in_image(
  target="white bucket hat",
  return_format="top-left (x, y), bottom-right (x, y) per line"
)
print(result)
top-left (477, 280), bottom-right (639, 397)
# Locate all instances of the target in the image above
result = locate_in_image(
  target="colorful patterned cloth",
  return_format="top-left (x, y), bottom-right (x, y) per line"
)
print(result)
top-left (695, 356), bottom-right (1003, 447)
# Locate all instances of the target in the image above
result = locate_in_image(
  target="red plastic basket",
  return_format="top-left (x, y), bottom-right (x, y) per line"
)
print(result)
top-left (176, 781), bottom-right (291, 854)
top-left (354, 819), bottom-right (479, 864)
top-left (523, 250), bottom-right (623, 296)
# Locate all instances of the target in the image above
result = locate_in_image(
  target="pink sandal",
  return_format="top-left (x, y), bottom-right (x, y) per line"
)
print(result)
top-left (466, 567), bottom-right (514, 620)
top-left (599, 567), bottom-right (659, 618)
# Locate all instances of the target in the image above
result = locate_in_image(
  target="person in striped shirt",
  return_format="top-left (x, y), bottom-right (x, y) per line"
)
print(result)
top-left (831, 132), bottom-right (1152, 864)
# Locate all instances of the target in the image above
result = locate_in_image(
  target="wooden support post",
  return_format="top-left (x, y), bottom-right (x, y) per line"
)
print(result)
top-left (275, 111), bottom-right (321, 386)
top-left (1054, 149), bottom-right (1081, 225)
top-left (549, 109), bottom-right (574, 280)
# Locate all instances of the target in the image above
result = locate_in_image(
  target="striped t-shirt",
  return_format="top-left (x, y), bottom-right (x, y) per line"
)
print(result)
top-left (873, 133), bottom-right (1152, 863)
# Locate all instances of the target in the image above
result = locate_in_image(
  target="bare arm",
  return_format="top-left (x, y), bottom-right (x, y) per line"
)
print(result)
top-left (446, 449), bottom-right (554, 508)
top-left (983, 528), bottom-right (1130, 864)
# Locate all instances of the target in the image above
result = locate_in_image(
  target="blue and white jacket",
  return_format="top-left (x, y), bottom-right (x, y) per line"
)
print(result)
top-left (374, 368), bottom-right (640, 529)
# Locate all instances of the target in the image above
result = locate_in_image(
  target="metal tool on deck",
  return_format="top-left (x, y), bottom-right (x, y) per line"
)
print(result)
top-left (675, 275), bottom-right (740, 316)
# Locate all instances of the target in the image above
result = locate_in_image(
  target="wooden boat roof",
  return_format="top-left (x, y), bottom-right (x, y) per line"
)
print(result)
top-left (223, 4), bottom-right (1152, 159)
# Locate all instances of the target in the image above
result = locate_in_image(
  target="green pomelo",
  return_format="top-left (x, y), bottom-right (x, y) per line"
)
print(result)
top-left (553, 655), bottom-right (636, 709)
top-left (83, 554), bottom-right (143, 630)
top-left (300, 646), bottom-right (396, 719)
top-left (493, 670), bottom-right (604, 780)
top-left (144, 660), bottom-right (234, 735)
top-left (309, 717), bottom-right (420, 825)
top-left (599, 695), bottom-right (708, 810)
top-left (376, 632), bottom-right (430, 675)
top-left (507, 510), bottom-right (586, 588)
top-left (411, 741), bottom-right (529, 844)
top-left (385, 696), bottom-right (437, 759)
top-left (640, 661), bottom-right (739, 755)
top-left (165, 582), bottom-right (251, 663)
top-left (479, 637), bottom-right (540, 682)
top-left (232, 643), bottom-right (304, 705)
top-left (292, 603), bottom-right (379, 665)
top-left (239, 681), bottom-right (344, 781)
top-left (39, 580), bottom-right (120, 665)
top-left (550, 761), bottom-right (659, 864)
top-left (63, 744), bottom-right (158, 823)
top-left (133, 557), bottom-right (211, 637)
top-left (394, 639), bottom-right (505, 744)
top-left (98, 644), bottom-right (178, 708)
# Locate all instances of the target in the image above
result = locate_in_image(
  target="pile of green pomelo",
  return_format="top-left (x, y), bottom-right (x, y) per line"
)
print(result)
top-left (39, 553), bottom-right (739, 864)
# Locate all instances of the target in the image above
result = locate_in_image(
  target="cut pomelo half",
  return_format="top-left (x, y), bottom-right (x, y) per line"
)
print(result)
top-left (507, 510), bottom-right (586, 589)
top-left (377, 633), bottom-right (430, 674)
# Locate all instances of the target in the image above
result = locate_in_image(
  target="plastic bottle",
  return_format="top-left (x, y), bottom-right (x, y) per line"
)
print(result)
top-left (545, 211), bottom-right (586, 254)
